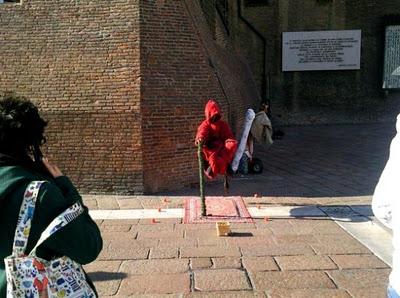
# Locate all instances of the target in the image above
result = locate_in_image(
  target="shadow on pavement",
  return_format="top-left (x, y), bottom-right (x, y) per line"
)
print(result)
top-left (88, 271), bottom-right (128, 282)
top-left (289, 204), bottom-right (373, 223)
top-left (228, 232), bottom-right (254, 237)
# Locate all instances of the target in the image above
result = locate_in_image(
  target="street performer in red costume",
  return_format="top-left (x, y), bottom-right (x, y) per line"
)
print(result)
top-left (195, 99), bottom-right (238, 179)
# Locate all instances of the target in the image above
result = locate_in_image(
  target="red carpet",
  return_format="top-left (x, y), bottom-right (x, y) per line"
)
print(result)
top-left (183, 196), bottom-right (253, 223)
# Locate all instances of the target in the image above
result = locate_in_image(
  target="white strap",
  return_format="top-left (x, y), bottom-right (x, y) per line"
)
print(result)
top-left (12, 181), bottom-right (44, 256)
top-left (30, 202), bottom-right (84, 255)
top-left (12, 180), bottom-right (84, 257)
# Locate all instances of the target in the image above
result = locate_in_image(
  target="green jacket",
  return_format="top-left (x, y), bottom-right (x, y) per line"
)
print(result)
top-left (0, 165), bottom-right (103, 297)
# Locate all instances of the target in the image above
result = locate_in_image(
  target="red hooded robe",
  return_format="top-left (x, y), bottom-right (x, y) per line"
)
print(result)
top-left (196, 100), bottom-right (238, 179)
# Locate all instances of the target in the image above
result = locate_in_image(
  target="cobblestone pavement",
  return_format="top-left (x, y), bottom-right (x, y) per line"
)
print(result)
top-left (82, 122), bottom-right (397, 297)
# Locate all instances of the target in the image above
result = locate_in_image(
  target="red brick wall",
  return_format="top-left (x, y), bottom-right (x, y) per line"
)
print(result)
top-left (140, 0), bottom-right (259, 193)
top-left (187, 0), bottom-right (261, 134)
top-left (140, 0), bottom-right (224, 193)
top-left (0, 0), bottom-right (143, 193)
top-left (0, 0), bottom-right (259, 193)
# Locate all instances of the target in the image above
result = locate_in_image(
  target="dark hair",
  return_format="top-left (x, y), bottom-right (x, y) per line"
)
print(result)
top-left (0, 93), bottom-right (47, 157)
top-left (259, 103), bottom-right (268, 111)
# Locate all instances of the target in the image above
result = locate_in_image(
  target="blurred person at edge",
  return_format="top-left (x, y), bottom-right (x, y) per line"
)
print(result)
top-left (0, 94), bottom-right (103, 297)
top-left (372, 114), bottom-right (400, 298)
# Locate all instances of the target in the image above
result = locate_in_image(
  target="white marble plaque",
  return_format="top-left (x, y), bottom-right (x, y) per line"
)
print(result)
top-left (282, 30), bottom-right (361, 71)
top-left (383, 26), bottom-right (400, 89)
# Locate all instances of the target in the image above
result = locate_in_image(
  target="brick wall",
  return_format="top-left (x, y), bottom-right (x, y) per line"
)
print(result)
top-left (0, 0), bottom-right (143, 194)
top-left (199, 0), bottom-right (217, 39)
top-left (3, 0), bottom-right (399, 193)
top-left (0, 0), bottom-right (260, 194)
top-left (140, 0), bottom-right (259, 193)
top-left (187, 0), bottom-right (260, 132)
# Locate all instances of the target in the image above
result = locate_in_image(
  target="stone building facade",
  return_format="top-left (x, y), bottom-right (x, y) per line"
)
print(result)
top-left (1, 0), bottom-right (400, 193)
top-left (201, 0), bottom-right (400, 124)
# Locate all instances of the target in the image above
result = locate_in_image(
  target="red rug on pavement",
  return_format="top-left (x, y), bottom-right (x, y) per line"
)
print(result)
top-left (183, 196), bottom-right (253, 223)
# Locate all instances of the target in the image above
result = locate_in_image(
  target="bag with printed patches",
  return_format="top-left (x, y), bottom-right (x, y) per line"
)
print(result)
top-left (4, 181), bottom-right (96, 298)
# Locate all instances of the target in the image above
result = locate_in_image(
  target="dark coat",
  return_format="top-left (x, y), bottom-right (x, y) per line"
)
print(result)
top-left (0, 156), bottom-right (102, 297)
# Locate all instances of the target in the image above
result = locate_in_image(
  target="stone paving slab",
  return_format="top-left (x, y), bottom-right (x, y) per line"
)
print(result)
top-left (98, 244), bottom-right (150, 261)
top-left (84, 261), bottom-right (122, 297)
top-left (212, 257), bottom-right (242, 269)
top-left (158, 237), bottom-right (197, 248)
top-left (119, 259), bottom-right (189, 275)
top-left (330, 254), bottom-right (389, 270)
top-left (242, 257), bottom-right (279, 272)
top-left (274, 255), bottom-right (337, 271)
top-left (137, 230), bottom-right (184, 239)
top-left (310, 238), bottom-right (372, 255)
top-left (118, 273), bottom-right (191, 295)
top-left (250, 271), bottom-right (336, 290)
top-left (193, 269), bottom-right (252, 291)
top-left (190, 258), bottom-right (213, 269)
top-left (224, 235), bottom-right (275, 247)
top-left (265, 289), bottom-right (351, 298)
top-left (107, 295), bottom-right (180, 298)
top-left (180, 246), bottom-right (242, 258)
top-left (273, 234), bottom-right (318, 245)
top-left (327, 269), bottom-right (391, 289)
top-left (185, 292), bottom-right (266, 297)
top-left (149, 246), bottom-right (179, 259)
top-left (344, 287), bottom-right (387, 298)
top-left (241, 243), bottom-right (316, 257)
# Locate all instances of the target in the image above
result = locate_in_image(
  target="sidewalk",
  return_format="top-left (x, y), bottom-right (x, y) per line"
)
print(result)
top-left (82, 122), bottom-right (397, 297)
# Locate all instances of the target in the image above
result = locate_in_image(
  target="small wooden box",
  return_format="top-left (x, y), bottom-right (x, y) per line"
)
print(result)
top-left (216, 221), bottom-right (231, 236)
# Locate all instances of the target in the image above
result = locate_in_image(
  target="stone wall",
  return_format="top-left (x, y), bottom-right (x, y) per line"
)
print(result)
top-left (224, 0), bottom-right (400, 125)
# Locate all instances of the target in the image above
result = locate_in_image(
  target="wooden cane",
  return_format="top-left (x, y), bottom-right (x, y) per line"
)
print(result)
top-left (198, 142), bottom-right (206, 216)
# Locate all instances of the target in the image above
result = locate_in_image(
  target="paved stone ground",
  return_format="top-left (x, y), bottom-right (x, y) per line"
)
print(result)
top-left (158, 122), bottom-right (396, 197)
top-left (82, 122), bottom-right (397, 297)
